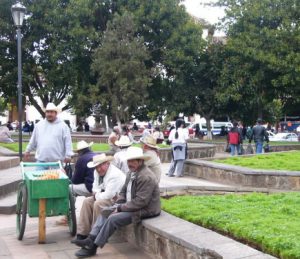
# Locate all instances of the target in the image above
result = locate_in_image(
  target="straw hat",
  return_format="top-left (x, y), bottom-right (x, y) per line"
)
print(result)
top-left (115, 135), bottom-right (133, 147)
top-left (87, 154), bottom-right (113, 168)
top-left (45, 103), bottom-right (60, 113)
top-left (140, 135), bottom-right (159, 149)
top-left (125, 147), bottom-right (150, 161)
top-left (74, 140), bottom-right (93, 151)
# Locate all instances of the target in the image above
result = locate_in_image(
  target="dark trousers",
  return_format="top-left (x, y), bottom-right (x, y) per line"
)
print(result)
top-left (90, 212), bottom-right (133, 248)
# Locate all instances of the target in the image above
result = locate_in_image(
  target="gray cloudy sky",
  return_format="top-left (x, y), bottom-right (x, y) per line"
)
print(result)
top-left (182, 0), bottom-right (225, 24)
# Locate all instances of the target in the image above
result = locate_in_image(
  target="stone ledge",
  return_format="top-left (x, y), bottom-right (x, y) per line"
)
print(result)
top-left (0, 143), bottom-right (216, 163)
top-left (184, 159), bottom-right (300, 190)
top-left (120, 211), bottom-right (276, 259)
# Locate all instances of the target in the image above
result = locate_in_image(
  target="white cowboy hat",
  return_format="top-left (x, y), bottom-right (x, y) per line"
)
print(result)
top-left (140, 135), bottom-right (159, 149)
top-left (45, 103), bottom-right (60, 113)
top-left (115, 135), bottom-right (133, 147)
top-left (125, 147), bottom-right (151, 161)
top-left (87, 154), bottom-right (114, 168)
top-left (74, 140), bottom-right (93, 151)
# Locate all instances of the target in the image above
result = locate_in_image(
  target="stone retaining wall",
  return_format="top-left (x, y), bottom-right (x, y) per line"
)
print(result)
top-left (159, 144), bottom-right (216, 163)
top-left (188, 139), bottom-right (300, 153)
top-left (118, 211), bottom-right (276, 259)
top-left (184, 159), bottom-right (300, 190)
top-left (13, 143), bottom-right (216, 163)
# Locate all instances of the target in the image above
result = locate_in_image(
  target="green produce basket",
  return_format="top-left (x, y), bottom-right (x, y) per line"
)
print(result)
top-left (24, 169), bottom-right (69, 217)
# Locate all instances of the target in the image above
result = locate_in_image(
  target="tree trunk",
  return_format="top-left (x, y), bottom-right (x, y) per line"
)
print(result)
top-left (205, 116), bottom-right (213, 140)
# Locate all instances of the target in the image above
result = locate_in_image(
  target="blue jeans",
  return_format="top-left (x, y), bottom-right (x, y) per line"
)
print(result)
top-left (230, 144), bottom-right (240, 156)
top-left (255, 142), bottom-right (263, 154)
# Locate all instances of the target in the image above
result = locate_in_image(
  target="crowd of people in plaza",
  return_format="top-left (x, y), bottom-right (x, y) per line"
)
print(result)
top-left (18, 102), bottom-right (286, 257)
top-left (23, 102), bottom-right (162, 258)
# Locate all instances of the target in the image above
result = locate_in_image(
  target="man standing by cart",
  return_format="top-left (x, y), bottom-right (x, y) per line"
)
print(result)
top-left (24, 103), bottom-right (73, 163)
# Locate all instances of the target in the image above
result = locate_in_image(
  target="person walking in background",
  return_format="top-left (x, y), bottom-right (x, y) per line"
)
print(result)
top-left (24, 103), bottom-right (73, 163)
top-left (167, 119), bottom-right (189, 177)
top-left (249, 118), bottom-right (269, 154)
top-left (227, 121), bottom-right (243, 156)
top-left (84, 122), bottom-right (90, 132)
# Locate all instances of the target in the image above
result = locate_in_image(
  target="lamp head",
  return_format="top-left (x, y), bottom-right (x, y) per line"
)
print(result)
top-left (11, 2), bottom-right (26, 27)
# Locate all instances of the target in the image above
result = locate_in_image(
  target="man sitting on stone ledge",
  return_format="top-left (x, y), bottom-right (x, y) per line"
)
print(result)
top-left (72, 147), bottom-right (161, 258)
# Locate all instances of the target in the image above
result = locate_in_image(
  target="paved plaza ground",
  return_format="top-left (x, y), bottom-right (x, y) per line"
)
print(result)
top-left (0, 162), bottom-right (231, 259)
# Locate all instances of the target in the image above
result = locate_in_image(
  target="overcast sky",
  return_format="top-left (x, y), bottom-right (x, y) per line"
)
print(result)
top-left (182, 0), bottom-right (224, 24)
top-left (182, 0), bottom-right (225, 35)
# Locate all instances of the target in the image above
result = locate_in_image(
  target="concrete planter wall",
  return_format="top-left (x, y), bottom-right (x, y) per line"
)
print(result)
top-left (6, 142), bottom-right (216, 163)
top-left (118, 211), bottom-right (276, 259)
top-left (188, 139), bottom-right (300, 153)
top-left (158, 144), bottom-right (216, 163)
top-left (184, 159), bottom-right (300, 190)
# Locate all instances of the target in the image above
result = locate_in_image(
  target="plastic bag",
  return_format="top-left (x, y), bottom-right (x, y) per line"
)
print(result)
top-left (264, 143), bottom-right (270, 153)
top-left (224, 143), bottom-right (231, 153)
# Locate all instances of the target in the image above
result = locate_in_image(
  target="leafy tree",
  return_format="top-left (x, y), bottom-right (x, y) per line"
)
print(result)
top-left (216, 0), bottom-right (300, 122)
top-left (91, 12), bottom-right (151, 125)
top-left (0, 0), bottom-right (107, 117)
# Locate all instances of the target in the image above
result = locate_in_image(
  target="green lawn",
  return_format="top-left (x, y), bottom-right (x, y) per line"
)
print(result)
top-left (214, 151), bottom-right (300, 171)
top-left (162, 193), bottom-right (300, 259)
top-left (0, 142), bottom-right (169, 153)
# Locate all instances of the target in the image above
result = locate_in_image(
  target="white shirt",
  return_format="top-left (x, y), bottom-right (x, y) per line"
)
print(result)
top-left (113, 149), bottom-right (129, 174)
top-left (92, 164), bottom-right (126, 200)
top-left (168, 127), bottom-right (189, 144)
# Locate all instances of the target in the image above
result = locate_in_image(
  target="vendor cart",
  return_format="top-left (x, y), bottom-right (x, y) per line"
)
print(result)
top-left (16, 162), bottom-right (76, 243)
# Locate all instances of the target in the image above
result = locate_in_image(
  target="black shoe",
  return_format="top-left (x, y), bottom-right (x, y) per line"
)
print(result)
top-left (75, 247), bottom-right (97, 258)
top-left (71, 234), bottom-right (87, 243)
top-left (72, 236), bottom-right (95, 248)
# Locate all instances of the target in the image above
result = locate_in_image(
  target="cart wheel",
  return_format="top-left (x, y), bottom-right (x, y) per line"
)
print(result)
top-left (67, 191), bottom-right (77, 236)
top-left (16, 183), bottom-right (27, 240)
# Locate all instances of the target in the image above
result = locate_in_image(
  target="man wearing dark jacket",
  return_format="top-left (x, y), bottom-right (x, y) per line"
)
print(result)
top-left (71, 141), bottom-right (95, 196)
top-left (72, 147), bottom-right (161, 258)
top-left (249, 118), bottom-right (269, 154)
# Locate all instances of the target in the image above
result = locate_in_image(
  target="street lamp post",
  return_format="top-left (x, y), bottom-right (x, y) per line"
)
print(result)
top-left (11, 2), bottom-right (26, 161)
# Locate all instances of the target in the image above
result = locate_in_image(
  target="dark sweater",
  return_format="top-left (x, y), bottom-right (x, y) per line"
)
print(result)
top-left (71, 149), bottom-right (95, 192)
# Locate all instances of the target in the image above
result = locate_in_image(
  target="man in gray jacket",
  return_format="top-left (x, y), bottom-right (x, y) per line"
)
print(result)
top-left (24, 103), bottom-right (73, 163)
top-left (72, 147), bottom-right (161, 258)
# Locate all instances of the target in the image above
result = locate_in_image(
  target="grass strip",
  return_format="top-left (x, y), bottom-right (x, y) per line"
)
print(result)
top-left (0, 142), bottom-right (169, 152)
top-left (214, 151), bottom-right (300, 171)
top-left (162, 193), bottom-right (300, 259)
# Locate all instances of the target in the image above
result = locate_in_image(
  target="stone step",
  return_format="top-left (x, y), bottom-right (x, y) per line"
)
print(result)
top-left (0, 156), bottom-right (20, 170)
top-left (0, 166), bottom-right (22, 198)
top-left (0, 192), bottom-right (17, 214)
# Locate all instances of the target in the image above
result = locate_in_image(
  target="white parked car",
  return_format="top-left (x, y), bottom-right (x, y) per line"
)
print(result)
top-left (269, 132), bottom-right (299, 142)
top-left (266, 130), bottom-right (275, 138)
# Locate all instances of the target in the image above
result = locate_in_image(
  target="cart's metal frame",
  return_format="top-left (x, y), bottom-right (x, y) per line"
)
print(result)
top-left (16, 162), bottom-right (76, 242)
